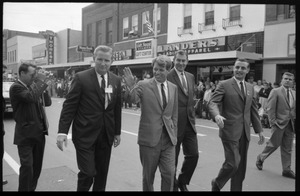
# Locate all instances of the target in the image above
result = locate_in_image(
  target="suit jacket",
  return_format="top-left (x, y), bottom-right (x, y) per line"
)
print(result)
top-left (208, 77), bottom-right (263, 142)
top-left (167, 69), bottom-right (197, 138)
top-left (267, 86), bottom-right (296, 131)
top-left (9, 80), bottom-right (51, 145)
top-left (130, 78), bottom-right (178, 147)
top-left (58, 68), bottom-right (122, 148)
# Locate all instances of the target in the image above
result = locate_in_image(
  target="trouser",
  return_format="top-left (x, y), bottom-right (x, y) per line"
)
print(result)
top-left (139, 126), bottom-right (175, 191)
top-left (174, 123), bottom-right (199, 186)
top-left (75, 130), bottom-right (112, 191)
top-left (258, 121), bottom-right (294, 172)
top-left (214, 130), bottom-right (249, 191)
top-left (17, 136), bottom-right (45, 191)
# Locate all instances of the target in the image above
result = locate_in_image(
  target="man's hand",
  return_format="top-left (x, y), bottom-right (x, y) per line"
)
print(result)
top-left (257, 132), bottom-right (265, 145)
top-left (57, 134), bottom-right (68, 151)
top-left (123, 67), bottom-right (135, 89)
top-left (114, 135), bottom-right (121, 147)
top-left (214, 114), bottom-right (226, 129)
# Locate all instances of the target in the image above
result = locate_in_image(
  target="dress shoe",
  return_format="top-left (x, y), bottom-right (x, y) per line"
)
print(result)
top-left (3, 180), bottom-right (8, 185)
top-left (177, 181), bottom-right (189, 192)
top-left (211, 179), bottom-right (220, 192)
top-left (282, 170), bottom-right (296, 179)
top-left (256, 156), bottom-right (263, 170)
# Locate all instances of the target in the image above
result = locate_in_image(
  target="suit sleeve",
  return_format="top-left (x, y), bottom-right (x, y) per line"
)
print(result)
top-left (266, 89), bottom-right (277, 127)
top-left (172, 86), bottom-right (178, 135)
top-left (58, 74), bottom-right (82, 134)
top-left (250, 87), bottom-right (264, 133)
top-left (208, 81), bottom-right (225, 119)
top-left (114, 76), bottom-right (122, 136)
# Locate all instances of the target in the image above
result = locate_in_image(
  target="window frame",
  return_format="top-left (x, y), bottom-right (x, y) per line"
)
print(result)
top-left (123, 17), bottom-right (129, 39)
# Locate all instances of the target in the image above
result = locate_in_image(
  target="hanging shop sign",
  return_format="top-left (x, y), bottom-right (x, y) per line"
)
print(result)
top-left (135, 39), bottom-right (153, 58)
top-left (113, 49), bottom-right (134, 61)
top-left (76, 45), bottom-right (94, 53)
top-left (157, 36), bottom-right (226, 56)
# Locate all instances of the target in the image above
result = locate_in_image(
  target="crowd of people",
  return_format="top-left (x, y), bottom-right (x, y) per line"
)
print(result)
top-left (3, 44), bottom-right (296, 192)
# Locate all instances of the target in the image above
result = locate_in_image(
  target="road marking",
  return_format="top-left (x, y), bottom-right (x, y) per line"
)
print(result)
top-left (4, 151), bottom-right (20, 175)
top-left (122, 129), bottom-right (137, 136)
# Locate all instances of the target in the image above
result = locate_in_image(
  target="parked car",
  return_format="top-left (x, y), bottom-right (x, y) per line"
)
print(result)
top-left (2, 81), bottom-right (14, 113)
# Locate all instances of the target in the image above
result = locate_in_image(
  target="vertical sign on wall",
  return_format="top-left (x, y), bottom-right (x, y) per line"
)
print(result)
top-left (46, 30), bottom-right (55, 64)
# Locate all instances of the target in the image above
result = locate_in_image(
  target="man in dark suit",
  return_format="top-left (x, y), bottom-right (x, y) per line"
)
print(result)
top-left (123, 55), bottom-right (178, 191)
top-left (256, 72), bottom-right (296, 179)
top-left (56, 45), bottom-right (122, 191)
top-left (208, 58), bottom-right (265, 191)
top-left (9, 63), bottom-right (51, 191)
top-left (2, 64), bottom-right (8, 186)
top-left (167, 50), bottom-right (199, 191)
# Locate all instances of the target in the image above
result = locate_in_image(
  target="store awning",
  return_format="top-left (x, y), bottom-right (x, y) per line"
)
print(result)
top-left (111, 51), bottom-right (262, 67)
top-left (41, 61), bottom-right (92, 69)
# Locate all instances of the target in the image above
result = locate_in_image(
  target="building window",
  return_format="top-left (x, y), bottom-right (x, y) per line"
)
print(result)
top-left (183, 4), bottom-right (192, 29)
top-left (106, 17), bottom-right (113, 45)
top-left (153, 7), bottom-right (161, 32)
top-left (205, 4), bottom-right (214, 25)
top-left (87, 23), bottom-right (92, 46)
top-left (123, 17), bottom-right (129, 39)
top-left (229, 4), bottom-right (240, 21)
top-left (142, 11), bottom-right (151, 35)
top-left (132, 14), bottom-right (138, 33)
top-left (96, 21), bottom-right (102, 46)
top-left (266, 4), bottom-right (296, 22)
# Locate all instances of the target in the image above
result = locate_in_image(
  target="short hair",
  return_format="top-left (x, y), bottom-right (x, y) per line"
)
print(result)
top-left (282, 72), bottom-right (294, 79)
top-left (18, 63), bottom-right (36, 76)
top-left (93, 45), bottom-right (113, 58)
top-left (151, 55), bottom-right (173, 71)
top-left (173, 50), bottom-right (188, 62)
top-left (235, 58), bottom-right (249, 67)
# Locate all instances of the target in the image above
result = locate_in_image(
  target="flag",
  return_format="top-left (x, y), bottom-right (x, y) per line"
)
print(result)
top-left (145, 13), bottom-right (154, 34)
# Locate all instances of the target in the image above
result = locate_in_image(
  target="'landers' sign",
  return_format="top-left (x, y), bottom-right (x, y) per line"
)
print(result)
top-left (157, 36), bottom-right (226, 56)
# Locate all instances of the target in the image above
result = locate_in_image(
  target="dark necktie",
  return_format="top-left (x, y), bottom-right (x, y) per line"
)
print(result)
top-left (240, 81), bottom-right (246, 100)
top-left (161, 83), bottom-right (167, 109)
top-left (101, 75), bottom-right (105, 95)
top-left (181, 72), bottom-right (188, 95)
top-left (287, 88), bottom-right (290, 105)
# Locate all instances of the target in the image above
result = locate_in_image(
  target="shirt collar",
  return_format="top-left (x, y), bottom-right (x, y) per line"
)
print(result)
top-left (174, 67), bottom-right (184, 77)
top-left (95, 70), bottom-right (108, 80)
top-left (233, 76), bottom-right (245, 85)
top-left (155, 79), bottom-right (168, 87)
top-left (18, 79), bottom-right (29, 89)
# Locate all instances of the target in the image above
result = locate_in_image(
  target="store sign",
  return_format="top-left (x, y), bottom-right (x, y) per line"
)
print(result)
top-left (77, 45), bottom-right (94, 53)
top-left (157, 36), bottom-right (226, 56)
top-left (135, 39), bottom-right (153, 58)
top-left (113, 49), bottom-right (134, 61)
top-left (46, 32), bottom-right (55, 64)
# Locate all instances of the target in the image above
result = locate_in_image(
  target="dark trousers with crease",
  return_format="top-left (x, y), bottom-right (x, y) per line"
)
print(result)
top-left (75, 130), bottom-right (112, 191)
top-left (17, 136), bottom-right (45, 191)
top-left (214, 129), bottom-right (249, 191)
top-left (175, 122), bottom-right (199, 186)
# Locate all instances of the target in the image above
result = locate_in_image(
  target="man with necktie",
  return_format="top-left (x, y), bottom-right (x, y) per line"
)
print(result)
top-left (56, 45), bottom-right (122, 191)
top-left (256, 72), bottom-right (296, 179)
top-left (167, 50), bottom-right (199, 191)
top-left (9, 63), bottom-right (51, 191)
top-left (208, 58), bottom-right (265, 191)
top-left (123, 55), bottom-right (178, 191)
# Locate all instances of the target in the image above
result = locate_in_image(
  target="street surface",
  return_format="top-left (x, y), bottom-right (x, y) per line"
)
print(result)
top-left (3, 97), bottom-right (296, 191)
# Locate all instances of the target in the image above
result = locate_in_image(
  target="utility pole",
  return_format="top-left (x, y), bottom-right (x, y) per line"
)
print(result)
top-left (153, 3), bottom-right (158, 58)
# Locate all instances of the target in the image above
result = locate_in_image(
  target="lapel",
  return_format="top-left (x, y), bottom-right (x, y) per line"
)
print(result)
top-left (231, 77), bottom-right (245, 101)
top-left (91, 69), bottom-right (105, 106)
top-left (171, 69), bottom-right (187, 96)
top-left (280, 86), bottom-right (290, 108)
top-left (150, 78), bottom-right (164, 110)
top-left (165, 81), bottom-right (173, 111)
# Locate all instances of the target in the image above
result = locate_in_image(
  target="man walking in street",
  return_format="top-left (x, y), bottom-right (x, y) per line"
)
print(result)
top-left (256, 72), bottom-right (296, 179)
top-left (208, 58), bottom-right (265, 191)
top-left (167, 50), bottom-right (199, 191)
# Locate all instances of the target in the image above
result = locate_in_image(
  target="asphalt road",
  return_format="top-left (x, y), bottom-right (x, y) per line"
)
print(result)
top-left (2, 97), bottom-right (296, 191)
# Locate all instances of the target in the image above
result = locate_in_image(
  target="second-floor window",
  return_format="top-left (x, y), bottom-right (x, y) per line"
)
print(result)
top-left (153, 7), bottom-right (161, 32)
top-left (183, 4), bottom-right (192, 29)
top-left (96, 21), bottom-right (102, 46)
top-left (106, 17), bottom-right (113, 45)
top-left (205, 4), bottom-right (214, 25)
top-left (229, 4), bottom-right (241, 21)
top-left (142, 11), bottom-right (151, 34)
top-left (123, 17), bottom-right (129, 39)
top-left (132, 14), bottom-right (138, 32)
top-left (87, 23), bottom-right (92, 46)
top-left (266, 4), bottom-right (295, 22)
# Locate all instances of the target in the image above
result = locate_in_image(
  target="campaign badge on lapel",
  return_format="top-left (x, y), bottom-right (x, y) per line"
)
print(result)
top-left (106, 85), bottom-right (113, 101)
